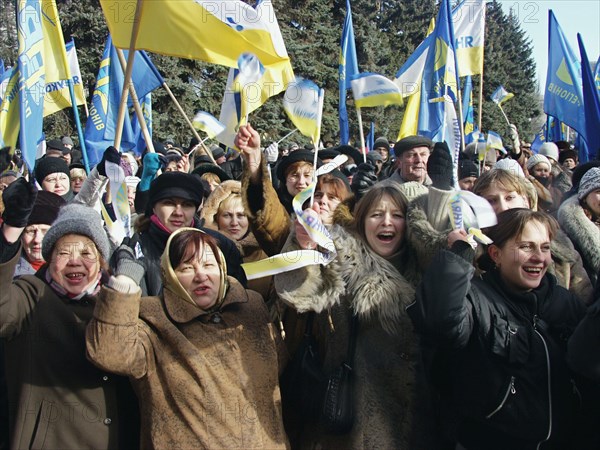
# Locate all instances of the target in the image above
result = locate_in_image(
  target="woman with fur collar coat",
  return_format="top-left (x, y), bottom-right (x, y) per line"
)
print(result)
top-left (274, 182), bottom-right (439, 450)
top-left (557, 167), bottom-right (600, 287)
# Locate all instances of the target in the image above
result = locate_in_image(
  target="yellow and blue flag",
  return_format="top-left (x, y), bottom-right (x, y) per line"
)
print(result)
top-left (339, 0), bottom-right (359, 145)
top-left (100, 0), bottom-right (291, 70)
top-left (453, 0), bottom-right (485, 77)
top-left (44, 39), bottom-right (86, 117)
top-left (233, 52), bottom-right (265, 122)
top-left (462, 75), bottom-right (475, 135)
top-left (0, 68), bottom-right (19, 149)
top-left (543, 11), bottom-right (586, 157)
top-left (84, 35), bottom-right (164, 166)
top-left (490, 86), bottom-right (514, 105)
top-left (418, 0), bottom-right (459, 142)
top-left (577, 34), bottom-right (600, 161)
top-left (18, 0), bottom-right (46, 170)
top-left (283, 78), bottom-right (324, 145)
top-left (594, 56), bottom-right (600, 94)
top-left (193, 111), bottom-right (226, 139)
top-left (351, 73), bottom-right (403, 108)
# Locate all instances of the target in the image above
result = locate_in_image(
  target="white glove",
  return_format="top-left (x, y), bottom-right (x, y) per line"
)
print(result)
top-left (508, 124), bottom-right (520, 153)
top-left (263, 142), bottom-right (279, 163)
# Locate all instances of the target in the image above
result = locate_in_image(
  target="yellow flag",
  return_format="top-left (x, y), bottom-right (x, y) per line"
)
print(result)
top-left (41, 0), bottom-right (70, 83)
top-left (100, 0), bottom-right (291, 69)
top-left (0, 69), bottom-right (20, 149)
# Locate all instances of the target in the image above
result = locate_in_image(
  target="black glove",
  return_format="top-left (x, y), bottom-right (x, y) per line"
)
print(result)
top-left (427, 142), bottom-right (454, 190)
top-left (97, 146), bottom-right (121, 177)
top-left (111, 244), bottom-right (145, 285)
top-left (2, 177), bottom-right (38, 227)
top-left (351, 162), bottom-right (378, 200)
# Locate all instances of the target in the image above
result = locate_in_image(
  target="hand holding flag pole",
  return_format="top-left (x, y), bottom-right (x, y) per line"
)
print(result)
top-left (490, 86), bottom-right (514, 126)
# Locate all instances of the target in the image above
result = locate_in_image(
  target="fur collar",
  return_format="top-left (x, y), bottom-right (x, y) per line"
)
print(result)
top-left (557, 195), bottom-right (600, 274)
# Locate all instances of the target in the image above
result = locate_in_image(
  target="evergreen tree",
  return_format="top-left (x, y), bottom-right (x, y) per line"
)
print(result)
top-left (0, 0), bottom-right (541, 150)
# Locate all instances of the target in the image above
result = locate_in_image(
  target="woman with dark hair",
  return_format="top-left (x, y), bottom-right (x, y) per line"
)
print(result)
top-left (408, 208), bottom-right (588, 449)
top-left (274, 182), bottom-right (438, 449)
top-left (86, 228), bottom-right (289, 449)
top-left (0, 180), bottom-right (136, 449)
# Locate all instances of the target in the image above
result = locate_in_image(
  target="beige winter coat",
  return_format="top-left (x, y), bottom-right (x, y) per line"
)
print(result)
top-left (86, 247), bottom-right (289, 449)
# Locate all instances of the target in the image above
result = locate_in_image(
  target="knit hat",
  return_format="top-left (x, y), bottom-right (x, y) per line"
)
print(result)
top-left (366, 151), bottom-right (383, 164)
top-left (61, 136), bottom-right (74, 147)
top-left (42, 204), bottom-right (111, 262)
top-left (147, 171), bottom-right (204, 216)
top-left (458, 160), bottom-right (479, 180)
top-left (373, 137), bottom-right (390, 151)
top-left (558, 149), bottom-right (578, 164)
top-left (577, 167), bottom-right (600, 201)
top-left (27, 191), bottom-right (66, 226)
top-left (46, 139), bottom-right (70, 155)
top-left (538, 142), bottom-right (559, 162)
top-left (211, 145), bottom-right (225, 160)
top-left (393, 135), bottom-right (433, 156)
top-left (275, 150), bottom-right (319, 184)
top-left (494, 158), bottom-right (525, 178)
top-left (526, 154), bottom-right (551, 172)
top-left (35, 156), bottom-right (70, 185)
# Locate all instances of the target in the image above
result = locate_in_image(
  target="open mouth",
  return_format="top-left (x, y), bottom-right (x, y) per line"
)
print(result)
top-left (523, 266), bottom-right (543, 275)
top-left (377, 232), bottom-right (395, 243)
top-left (65, 272), bottom-right (86, 282)
top-left (193, 286), bottom-right (210, 295)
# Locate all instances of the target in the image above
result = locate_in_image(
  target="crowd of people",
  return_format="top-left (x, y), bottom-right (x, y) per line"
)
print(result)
top-left (0, 122), bottom-right (598, 449)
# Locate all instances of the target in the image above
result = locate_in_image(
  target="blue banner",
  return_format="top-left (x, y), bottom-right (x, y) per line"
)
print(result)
top-left (338, 0), bottom-right (359, 145)
top-left (577, 34), bottom-right (600, 161)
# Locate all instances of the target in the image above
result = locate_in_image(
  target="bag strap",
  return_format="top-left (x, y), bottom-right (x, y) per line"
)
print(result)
top-left (346, 315), bottom-right (359, 368)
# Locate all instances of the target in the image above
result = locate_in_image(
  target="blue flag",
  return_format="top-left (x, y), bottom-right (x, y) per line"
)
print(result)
top-left (130, 92), bottom-right (152, 156)
top-left (462, 75), bottom-right (474, 134)
top-left (594, 55), bottom-right (600, 95)
top-left (577, 34), bottom-right (600, 161)
top-left (339, 0), bottom-right (359, 145)
top-left (418, 0), bottom-right (459, 142)
top-left (531, 123), bottom-right (547, 154)
top-left (84, 35), bottom-right (164, 166)
top-left (543, 11), bottom-right (586, 157)
top-left (18, 0), bottom-right (46, 171)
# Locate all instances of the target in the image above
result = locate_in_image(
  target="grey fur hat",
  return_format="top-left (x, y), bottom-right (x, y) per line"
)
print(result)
top-left (578, 167), bottom-right (600, 202)
top-left (42, 204), bottom-right (111, 262)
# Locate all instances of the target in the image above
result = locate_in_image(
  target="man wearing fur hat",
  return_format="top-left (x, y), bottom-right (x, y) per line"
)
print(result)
top-left (387, 135), bottom-right (433, 185)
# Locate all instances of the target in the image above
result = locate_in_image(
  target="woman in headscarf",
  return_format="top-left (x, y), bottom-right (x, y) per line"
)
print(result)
top-left (86, 228), bottom-right (289, 449)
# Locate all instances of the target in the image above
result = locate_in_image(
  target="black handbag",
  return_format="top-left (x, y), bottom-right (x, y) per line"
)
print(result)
top-left (320, 314), bottom-right (359, 434)
top-left (280, 312), bottom-right (325, 418)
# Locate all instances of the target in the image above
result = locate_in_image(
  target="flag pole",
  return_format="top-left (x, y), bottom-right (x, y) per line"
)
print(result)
top-left (497, 103), bottom-right (511, 125)
top-left (114, 0), bottom-right (144, 149)
top-left (477, 3), bottom-right (486, 132)
top-left (161, 82), bottom-right (216, 164)
top-left (277, 128), bottom-right (298, 145)
top-left (310, 88), bottom-right (325, 206)
top-left (355, 107), bottom-right (367, 163)
top-left (115, 49), bottom-right (156, 154)
top-left (67, 80), bottom-right (91, 173)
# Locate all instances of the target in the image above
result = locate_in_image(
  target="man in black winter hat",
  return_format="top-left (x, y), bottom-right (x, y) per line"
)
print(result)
top-left (388, 135), bottom-right (433, 185)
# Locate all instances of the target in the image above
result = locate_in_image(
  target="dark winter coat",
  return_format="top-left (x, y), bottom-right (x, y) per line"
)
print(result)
top-left (407, 246), bottom-right (587, 450)
top-left (0, 239), bottom-right (136, 450)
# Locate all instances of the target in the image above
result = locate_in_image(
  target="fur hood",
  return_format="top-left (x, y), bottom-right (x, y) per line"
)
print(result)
top-left (274, 224), bottom-right (415, 334)
top-left (557, 195), bottom-right (600, 276)
top-left (201, 180), bottom-right (241, 228)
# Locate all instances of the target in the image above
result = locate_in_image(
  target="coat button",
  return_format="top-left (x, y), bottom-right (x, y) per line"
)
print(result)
top-left (104, 418), bottom-right (112, 425)
top-left (102, 375), bottom-right (109, 381)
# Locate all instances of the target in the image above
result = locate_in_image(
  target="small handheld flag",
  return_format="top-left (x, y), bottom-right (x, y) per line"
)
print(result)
top-left (490, 86), bottom-right (514, 105)
top-left (192, 111), bottom-right (226, 139)
top-left (283, 78), bottom-right (324, 145)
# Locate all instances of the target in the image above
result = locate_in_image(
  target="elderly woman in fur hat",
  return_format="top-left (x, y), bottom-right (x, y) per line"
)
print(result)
top-left (0, 179), bottom-right (137, 449)
top-left (86, 227), bottom-right (289, 449)
top-left (274, 181), bottom-right (440, 449)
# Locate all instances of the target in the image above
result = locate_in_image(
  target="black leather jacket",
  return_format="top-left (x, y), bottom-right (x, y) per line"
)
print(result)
top-left (407, 246), bottom-right (587, 450)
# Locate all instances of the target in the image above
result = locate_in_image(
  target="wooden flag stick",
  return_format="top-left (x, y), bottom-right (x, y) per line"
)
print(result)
top-left (115, 48), bottom-right (155, 154)
top-left (161, 82), bottom-right (216, 164)
top-left (356, 107), bottom-right (367, 163)
top-left (114, 0), bottom-right (144, 149)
